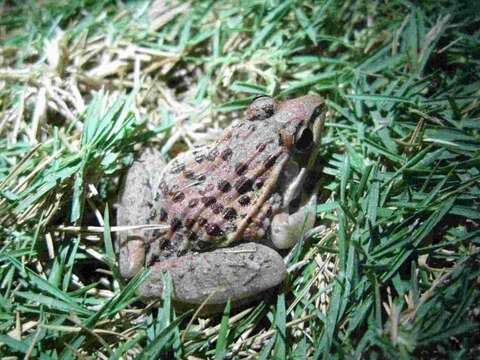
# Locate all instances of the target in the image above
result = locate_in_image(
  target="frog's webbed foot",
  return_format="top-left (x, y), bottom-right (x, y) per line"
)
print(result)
top-left (117, 148), bottom-right (166, 279)
top-left (138, 243), bottom-right (286, 306)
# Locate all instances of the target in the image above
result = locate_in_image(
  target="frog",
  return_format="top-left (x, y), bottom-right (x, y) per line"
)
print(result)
top-left (117, 94), bottom-right (325, 307)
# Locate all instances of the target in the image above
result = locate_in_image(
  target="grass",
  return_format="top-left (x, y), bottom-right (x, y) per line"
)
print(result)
top-left (0, 0), bottom-right (479, 358)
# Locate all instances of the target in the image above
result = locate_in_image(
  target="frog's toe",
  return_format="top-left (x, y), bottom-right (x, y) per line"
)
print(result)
top-left (119, 236), bottom-right (146, 279)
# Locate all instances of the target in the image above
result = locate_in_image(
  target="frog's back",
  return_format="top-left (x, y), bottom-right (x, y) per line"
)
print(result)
top-left (153, 118), bottom-right (288, 253)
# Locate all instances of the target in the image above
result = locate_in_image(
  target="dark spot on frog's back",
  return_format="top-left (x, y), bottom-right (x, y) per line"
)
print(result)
top-left (238, 195), bottom-right (251, 206)
top-left (187, 231), bottom-right (198, 241)
top-left (170, 161), bottom-right (185, 174)
top-left (194, 151), bottom-right (204, 163)
top-left (218, 180), bottom-right (231, 192)
top-left (159, 208), bottom-right (168, 221)
top-left (235, 162), bottom-right (248, 176)
top-left (149, 207), bottom-right (157, 219)
top-left (183, 170), bottom-right (195, 179)
top-left (234, 177), bottom-right (253, 194)
top-left (158, 179), bottom-right (168, 194)
top-left (207, 149), bottom-right (219, 161)
top-left (170, 217), bottom-right (182, 232)
top-left (264, 153), bottom-right (280, 169)
top-left (256, 142), bottom-right (267, 153)
top-left (201, 196), bottom-right (216, 207)
top-left (211, 202), bottom-right (224, 214)
top-left (188, 198), bottom-right (199, 208)
top-left (254, 178), bottom-right (264, 190)
top-left (266, 207), bottom-right (273, 218)
top-left (171, 191), bottom-right (185, 203)
top-left (205, 223), bottom-right (224, 237)
top-left (221, 148), bottom-right (233, 161)
top-left (198, 217), bottom-right (207, 226)
top-left (223, 207), bottom-right (237, 221)
top-left (151, 229), bottom-right (162, 241)
top-left (184, 218), bottom-right (195, 229)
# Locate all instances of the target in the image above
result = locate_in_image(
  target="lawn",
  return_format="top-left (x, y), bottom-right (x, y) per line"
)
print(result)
top-left (0, 0), bottom-right (479, 358)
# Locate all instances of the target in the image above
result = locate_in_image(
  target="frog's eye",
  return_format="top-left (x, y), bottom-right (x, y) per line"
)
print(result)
top-left (294, 128), bottom-right (314, 153)
top-left (246, 96), bottom-right (277, 121)
top-left (310, 105), bottom-right (323, 122)
top-left (310, 104), bottom-right (325, 143)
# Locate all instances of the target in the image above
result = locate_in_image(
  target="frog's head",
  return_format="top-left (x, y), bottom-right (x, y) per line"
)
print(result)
top-left (246, 95), bottom-right (326, 250)
top-left (246, 94), bottom-right (325, 157)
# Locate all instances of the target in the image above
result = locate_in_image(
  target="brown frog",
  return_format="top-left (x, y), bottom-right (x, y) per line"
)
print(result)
top-left (117, 95), bottom-right (325, 306)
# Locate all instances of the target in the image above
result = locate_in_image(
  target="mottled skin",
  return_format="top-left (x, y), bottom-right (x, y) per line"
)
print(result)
top-left (118, 95), bottom-right (325, 305)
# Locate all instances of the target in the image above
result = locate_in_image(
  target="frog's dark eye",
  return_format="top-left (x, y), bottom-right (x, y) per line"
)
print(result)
top-left (294, 128), bottom-right (314, 153)
top-left (246, 96), bottom-right (277, 121)
top-left (309, 105), bottom-right (323, 123)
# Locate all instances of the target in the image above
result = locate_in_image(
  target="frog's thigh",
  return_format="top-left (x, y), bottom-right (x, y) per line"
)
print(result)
top-left (117, 148), bottom-right (166, 279)
top-left (138, 243), bottom-right (287, 305)
top-left (270, 194), bottom-right (317, 249)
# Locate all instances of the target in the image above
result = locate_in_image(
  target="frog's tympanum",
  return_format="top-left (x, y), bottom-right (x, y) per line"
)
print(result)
top-left (117, 95), bottom-right (325, 307)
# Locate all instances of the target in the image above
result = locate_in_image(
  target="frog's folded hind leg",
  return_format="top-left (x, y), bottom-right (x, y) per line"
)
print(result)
top-left (116, 148), bottom-right (166, 279)
top-left (138, 243), bottom-right (287, 309)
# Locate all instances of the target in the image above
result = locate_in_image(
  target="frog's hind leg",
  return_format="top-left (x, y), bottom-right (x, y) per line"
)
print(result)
top-left (138, 243), bottom-right (287, 308)
top-left (117, 148), bottom-right (167, 279)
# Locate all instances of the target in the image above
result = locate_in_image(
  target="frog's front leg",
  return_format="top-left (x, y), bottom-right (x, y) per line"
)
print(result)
top-left (138, 243), bottom-right (287, 305)
top-left (270, 191), bottom-right (317, 249)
